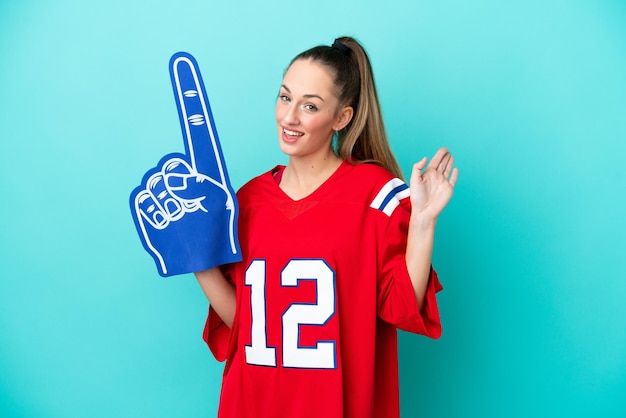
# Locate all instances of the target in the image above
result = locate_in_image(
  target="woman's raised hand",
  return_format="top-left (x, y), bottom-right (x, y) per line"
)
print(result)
top-left (409, 147), bottom-right (459, 223)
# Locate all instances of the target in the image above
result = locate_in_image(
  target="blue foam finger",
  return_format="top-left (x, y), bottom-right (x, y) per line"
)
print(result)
top-left (171, 53), bottom-right (227, 182)
top-left (130, 52), bottom-right (241, 277)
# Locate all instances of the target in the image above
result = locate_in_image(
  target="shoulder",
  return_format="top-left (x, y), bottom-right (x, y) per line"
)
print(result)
top-left (342, 162), bottom-right (410, 217)
top-left (237, 166), bottom-right (282, 197)
top-left (339, 161), bottom-right (395, 185)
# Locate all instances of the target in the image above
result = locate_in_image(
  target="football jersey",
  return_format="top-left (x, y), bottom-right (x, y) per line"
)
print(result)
top-left (203, 161), bottom-right (443, 418)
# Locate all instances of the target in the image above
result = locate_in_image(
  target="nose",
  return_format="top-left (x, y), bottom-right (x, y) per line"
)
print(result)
top-left (281, 103), bottom-right (299, 125)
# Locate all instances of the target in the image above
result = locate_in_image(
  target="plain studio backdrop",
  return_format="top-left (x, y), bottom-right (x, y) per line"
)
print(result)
top-left (1, 1), bottom-right (624, 417)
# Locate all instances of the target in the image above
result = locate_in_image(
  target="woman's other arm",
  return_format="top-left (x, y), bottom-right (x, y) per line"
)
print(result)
top-left (195, 267), bottom-right (236, 327)
top-left (405, 147), bottom-right (458, 309)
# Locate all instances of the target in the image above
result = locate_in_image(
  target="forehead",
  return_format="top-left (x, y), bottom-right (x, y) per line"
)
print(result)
top-left (282, 59), bottom-right (337, 98)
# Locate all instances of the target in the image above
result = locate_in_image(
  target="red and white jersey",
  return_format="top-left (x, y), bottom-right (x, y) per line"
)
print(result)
top-left (204, 161), bottom-right (443, 418)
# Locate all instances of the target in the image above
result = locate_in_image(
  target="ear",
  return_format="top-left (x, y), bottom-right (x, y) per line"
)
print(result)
top-left (333, 106), bottom-right (354, 131)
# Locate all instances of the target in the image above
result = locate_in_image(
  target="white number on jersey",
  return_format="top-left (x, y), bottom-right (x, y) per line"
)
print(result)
top-left (244, 259), bottom-right (336, 369)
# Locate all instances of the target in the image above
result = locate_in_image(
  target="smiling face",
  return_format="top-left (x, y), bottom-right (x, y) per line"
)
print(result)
top-left (275, 59), bottom-right (353, 162)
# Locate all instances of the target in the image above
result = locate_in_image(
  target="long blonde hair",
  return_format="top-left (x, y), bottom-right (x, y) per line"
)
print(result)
top-left (289, 36), bottom-right (404, 180)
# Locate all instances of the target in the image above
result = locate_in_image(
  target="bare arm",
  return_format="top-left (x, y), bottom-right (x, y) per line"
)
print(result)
top-left (194, 267), bottom-right (236, 328)
top-left (405, 216), bottom-right (436, 309)
top-left (406, 148), bottom-right (458, 309)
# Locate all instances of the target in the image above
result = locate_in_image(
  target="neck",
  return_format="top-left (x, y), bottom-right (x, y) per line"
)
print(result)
top-left (280, 152), bottom-right (343, 200)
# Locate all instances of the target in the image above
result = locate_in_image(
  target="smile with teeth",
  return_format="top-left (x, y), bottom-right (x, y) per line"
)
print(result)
top-left (283, 128), bottom-right (304, 137)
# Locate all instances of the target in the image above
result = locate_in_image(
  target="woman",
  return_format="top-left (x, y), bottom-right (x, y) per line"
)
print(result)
top-left (194, 36), bottom-right (458, 418)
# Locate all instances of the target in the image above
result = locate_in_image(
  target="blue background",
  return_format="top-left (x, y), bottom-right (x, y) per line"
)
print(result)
top-left (1, 1), bottom-right (624, 416)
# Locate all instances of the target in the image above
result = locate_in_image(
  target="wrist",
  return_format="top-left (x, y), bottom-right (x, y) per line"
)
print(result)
top-left (409, 211), bottom-right (438, 232)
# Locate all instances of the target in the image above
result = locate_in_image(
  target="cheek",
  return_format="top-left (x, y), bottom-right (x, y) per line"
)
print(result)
top-left (306, 114), bottom-right (335, 133)
top-left (275, 103), bottom-right (283, 122)
top-left (275, 100), bottom-right (293, 123)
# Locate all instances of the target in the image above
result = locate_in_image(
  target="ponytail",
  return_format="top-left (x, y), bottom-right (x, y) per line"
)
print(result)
top-left (289, 36), bottom-right (404, 180)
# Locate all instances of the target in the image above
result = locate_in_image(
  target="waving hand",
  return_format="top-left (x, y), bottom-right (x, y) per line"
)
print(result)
top-left (409, 147), bottom-right (458, 221)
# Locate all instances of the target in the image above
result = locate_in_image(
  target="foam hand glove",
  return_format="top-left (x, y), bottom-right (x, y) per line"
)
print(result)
top-left (130, 52), bottom-right (241, 277)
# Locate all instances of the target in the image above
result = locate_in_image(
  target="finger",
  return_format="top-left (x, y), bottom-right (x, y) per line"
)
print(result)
top-left (135, 190), bottom-right (168, 229)
top-left (147, 172), bottom-right (184, 222)
top-left (410, 157), bottom-right (428, 184)
top-left (414, 157), bottom-right (428, 172)
top-left (435, 152), bottom-right (451, 173)
top-left (443, 156), bottom-right (454, 178)
top-left (161, 158), bottom-right (194, 191)
top-left (132, 189), bottom-right (168, 274)
top-left (170, 52), bottom-right (228, 184)
top-left (428, 147), bottom-right (449, 170)
top-left (449, 167), bottom-right (459, 187)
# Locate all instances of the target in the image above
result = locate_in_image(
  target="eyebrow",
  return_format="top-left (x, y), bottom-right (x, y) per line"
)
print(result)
top-left (281, 85), bottom-right (325, 101)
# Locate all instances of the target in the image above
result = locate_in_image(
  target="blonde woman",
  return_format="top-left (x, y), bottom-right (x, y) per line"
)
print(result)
top-left (195, 36), bottom-right (458, 418)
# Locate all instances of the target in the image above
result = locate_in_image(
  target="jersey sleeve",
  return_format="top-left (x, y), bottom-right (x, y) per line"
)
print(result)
top-left (202, 264), bottom-right (236, 361)
top-left (375, 196), bottom-right (444, 338)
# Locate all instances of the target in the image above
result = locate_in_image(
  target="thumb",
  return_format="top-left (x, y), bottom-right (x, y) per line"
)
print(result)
top-left (414, 157), bottom-right (428, 172)
top-left (410, 157), bottom-right (428, 184)
top-left (166, 173), bottom-right (222, 201)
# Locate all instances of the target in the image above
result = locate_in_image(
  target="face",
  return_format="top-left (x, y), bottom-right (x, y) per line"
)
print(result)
top-left (275, 59), bottom-right (353, 161)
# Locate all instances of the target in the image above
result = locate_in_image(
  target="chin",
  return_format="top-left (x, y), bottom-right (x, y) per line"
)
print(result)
top-left (278, 140), bottom-right (297, 157)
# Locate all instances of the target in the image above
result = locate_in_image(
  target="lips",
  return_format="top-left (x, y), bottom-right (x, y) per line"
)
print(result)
top-left (282, 127), bottom-right (304, 142)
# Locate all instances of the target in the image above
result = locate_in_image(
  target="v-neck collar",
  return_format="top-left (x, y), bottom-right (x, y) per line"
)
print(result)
top-left (269, 160), bottom-right (350, 202)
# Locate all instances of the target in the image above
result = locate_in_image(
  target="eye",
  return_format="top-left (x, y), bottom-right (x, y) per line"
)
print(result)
top-left (278, 94), bottom-right (291, 102)
top-left (303, 104), bottom-right (318, 112)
